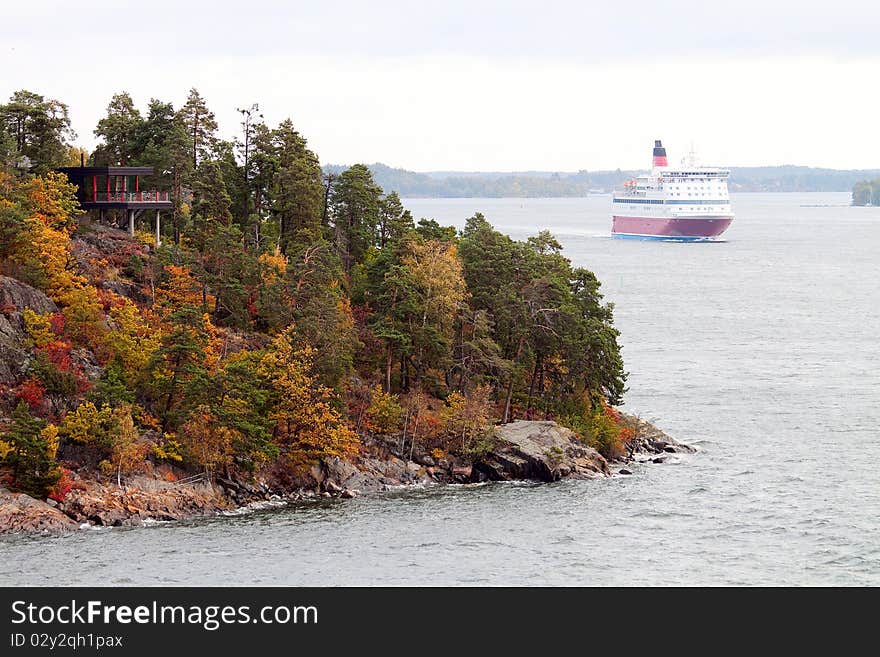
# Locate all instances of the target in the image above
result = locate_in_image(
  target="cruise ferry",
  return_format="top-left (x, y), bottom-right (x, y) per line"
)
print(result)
top-left (611, 140), bottom-right (734, 241)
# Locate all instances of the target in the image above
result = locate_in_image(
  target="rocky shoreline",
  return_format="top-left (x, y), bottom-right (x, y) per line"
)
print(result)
top-left (0, 417), bottom-right (693, 537)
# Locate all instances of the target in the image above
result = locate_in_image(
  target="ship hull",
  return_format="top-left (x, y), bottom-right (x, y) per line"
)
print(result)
top-left (611, 215), bottom-right (733, 241)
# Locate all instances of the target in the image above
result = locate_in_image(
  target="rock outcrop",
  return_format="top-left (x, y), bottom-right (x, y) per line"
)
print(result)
top-left (474, 420), bottom-right (610, 482)
top-left (0, 490), bottom-right (80, 534)
top-left (0, 276), bottom-right (58, 386)
top-left (619, 413), bottom-right (696, 455)
top-left (1, 416), bottom-right (690, 535)
top-left (56, 474), bottom-right (233, 527)
top-left (0, 275), bottom-right (58, 316)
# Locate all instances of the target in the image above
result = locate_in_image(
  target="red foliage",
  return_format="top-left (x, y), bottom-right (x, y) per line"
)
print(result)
top-left (48, 312), bottom-right (66, 336)
top-left (42, 340), bottom-right (74, 372)
top-left (75, 375), bottom-right (92, 395)
top-left (16, 376), bottom-right (46, 411)
top-left (604, 402), bottom-right (622, 424)
top-left (247, 290), bottom-right (258, 322)
top-left (98, 288), bottom-right (127, 313)
top-left (48, 468), bottom-right (74, 502)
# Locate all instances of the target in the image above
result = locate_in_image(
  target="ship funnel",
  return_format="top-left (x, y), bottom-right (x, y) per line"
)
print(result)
top-left (652, 140), bottom-right (668, 167)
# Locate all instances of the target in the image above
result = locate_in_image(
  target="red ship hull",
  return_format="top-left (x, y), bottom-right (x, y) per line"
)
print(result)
top-left (612, 215), bottom-right (733, 241)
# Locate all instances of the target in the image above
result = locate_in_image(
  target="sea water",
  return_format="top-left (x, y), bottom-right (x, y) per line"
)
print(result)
top-left (2, 193), bottom-right (878, 586)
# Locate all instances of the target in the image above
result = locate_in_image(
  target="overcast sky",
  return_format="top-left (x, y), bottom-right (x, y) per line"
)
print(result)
top-left (3, 0), bottom-right (880, 170)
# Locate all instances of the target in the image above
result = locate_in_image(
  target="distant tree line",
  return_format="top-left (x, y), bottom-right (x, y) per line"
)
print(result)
top-left (324, 163), bottom-right (880, 197)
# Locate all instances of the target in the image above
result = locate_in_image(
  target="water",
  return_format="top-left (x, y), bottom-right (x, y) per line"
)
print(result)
top-left (2, 193), bottom-right (878, 586)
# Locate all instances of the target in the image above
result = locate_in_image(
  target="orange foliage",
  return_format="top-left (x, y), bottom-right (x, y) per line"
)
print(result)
top-left (155, 265), bottom-right (213, 317)
top-left (258, 334), bottom-right (360, 471)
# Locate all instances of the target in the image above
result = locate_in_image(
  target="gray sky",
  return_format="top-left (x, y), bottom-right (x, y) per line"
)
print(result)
top-left (3, 0), bottom-right (880, 170)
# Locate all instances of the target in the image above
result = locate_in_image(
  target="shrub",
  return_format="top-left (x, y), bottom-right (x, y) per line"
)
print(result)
top-left (364, 385), bottom-right (404, 434)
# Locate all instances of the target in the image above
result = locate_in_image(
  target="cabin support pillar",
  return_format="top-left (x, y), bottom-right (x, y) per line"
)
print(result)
top-left (128, 209), bottom-right (135, 237)
top-left (155, 210), bottom-right (161, 247)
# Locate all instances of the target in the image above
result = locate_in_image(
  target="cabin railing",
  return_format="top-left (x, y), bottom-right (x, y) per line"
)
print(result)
top-left (92, 191), bottom-right (170, 203)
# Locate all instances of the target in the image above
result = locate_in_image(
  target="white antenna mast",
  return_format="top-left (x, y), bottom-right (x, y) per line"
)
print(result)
top-left (688, 141), bottom-right (697, 167)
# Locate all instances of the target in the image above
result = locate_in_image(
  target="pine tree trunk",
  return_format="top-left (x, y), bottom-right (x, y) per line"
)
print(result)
top-left (385, 346), bottom-right (393, 393)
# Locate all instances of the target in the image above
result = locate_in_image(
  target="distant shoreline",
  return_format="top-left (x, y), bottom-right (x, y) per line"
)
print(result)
top-left (325, 163), bottom-right (875, 198)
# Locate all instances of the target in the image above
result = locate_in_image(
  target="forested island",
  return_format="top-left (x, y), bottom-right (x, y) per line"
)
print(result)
top-left (851, 178), bottom-right (880, 206)
top-left (0, 89), bottom-right (691, 534)
top-left (325, 162), bottom-right (880, 197)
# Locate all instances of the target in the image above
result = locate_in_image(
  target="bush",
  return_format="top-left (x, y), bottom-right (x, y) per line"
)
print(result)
top-left (560, 398), bottom-right (629, 461)
top-left (364, 385), bottom-right (403, 434)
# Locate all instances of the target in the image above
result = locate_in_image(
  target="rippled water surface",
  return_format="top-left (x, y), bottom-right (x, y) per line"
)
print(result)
top-left (2, 193), bottom-right (878, 586)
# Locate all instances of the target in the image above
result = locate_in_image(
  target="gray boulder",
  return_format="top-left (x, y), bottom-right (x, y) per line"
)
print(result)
top-left (0, 275), bottom-right (58, 316)
top-left (474, 420), bottom-right (610, 482)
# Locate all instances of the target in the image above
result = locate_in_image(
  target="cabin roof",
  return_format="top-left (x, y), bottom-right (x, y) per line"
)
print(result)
top-left (56, 166), bottom-right (156, 176)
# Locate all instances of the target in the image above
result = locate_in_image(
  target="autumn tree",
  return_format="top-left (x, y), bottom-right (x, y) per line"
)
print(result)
top-left (59, 402), bottom-right (144, 485)
top-left (363, 235), bottom-right (466, 392)
top-left (177, 407), bottom-right (235, 478)
top-left (442, 384), bottom-right (494, 452)
top-left (257, 333), bottom-right (359, 471)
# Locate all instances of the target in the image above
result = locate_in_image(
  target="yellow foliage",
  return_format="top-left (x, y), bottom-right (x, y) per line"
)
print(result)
top-left (152, 433), bottom-right (184, 463)
top-left (41, 424), bottom-right (60, 459)
top-left (59, 285), bottom-right (106, 349)
top-left (258, 333), bottom-right (359, 470)
top-left (132, 406), bottom-right (161, 432)
top-left (110, 406), bottom-right (146, 479)
top-left (63, 403), bottom-right (145, 481)
top-left (202, 314), bottom-right (225, 371)
top-left (21, 172), bottom-right (82, 233)
top-left (133, 230), bottom-right (156, 246)
top-left (64, 146), bottom-right (90, 168)
top-left (60, 402), bottom-right (115, 446)
top-left (258, 251), bottom-right (288, 286)
top-left (155, 264), bottom-right (213, 316)
top-left (0, 439), bottom-right (13, 460)
top-left (22, 309), bottom-right (56, 348)
top-left (178, 407), bottom-right (235, 473)
top-left (364, 385), bottom-right (403, 434)
top-left (14, 219), bottom-right (83, 300)
top-left (442, 384), bottom-right (494, 452)
top-left (402, 240), bottom-right (468, 334)
top-left (104, 293), bottom-right (160, 377)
